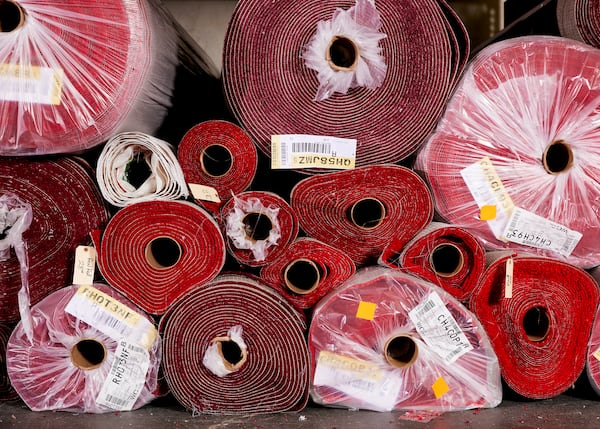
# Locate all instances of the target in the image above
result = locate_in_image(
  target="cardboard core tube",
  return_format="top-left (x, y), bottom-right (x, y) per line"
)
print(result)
top-left (430, 243), bottom-right (464, 277)
top-left (327, 35), bottom-right (359, 71)
top-left (242, 212), bottom-right (273, 242)
top-left (284, 258), bottom-right (321, 295)
top-left (213, 336), bottom-right (247, 372)
top-left (0, 1), bottom-right (25, 33)
top-left (200, 144), bottom-right (233, 177)
top-left (70, 339), bottom-right (106, 370)
top-left (125, 151), bottom-right (152, 190)
top-left (523, 306), bottom-right (550, 342)
top-left (144, 236), bottom-right (182, 270)
top-left (543, 140), bottom-right (573, 174)
top-left (385, 335), bottom-right (418, 368)
top-left (348, 198), bottom-right (386, 230)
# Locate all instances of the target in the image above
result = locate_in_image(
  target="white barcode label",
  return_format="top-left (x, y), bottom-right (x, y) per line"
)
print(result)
top-left (502, 207), bottom-right (582, 257)
top-left (271, 134), bottom-right (356, 170)
top-left (409, 292), bottom-right (473, 364)
top-left (0, 64), bottom-right (63, 105)
top-left (96, 339), bottom-right (150, 411)
top-left (65, 286), bottom-right (157, 349)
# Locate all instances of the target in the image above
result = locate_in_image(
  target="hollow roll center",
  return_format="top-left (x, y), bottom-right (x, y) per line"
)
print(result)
top-left (70, 339), bottom-right (106, 370)
top-left (327, 36), bottom-right (359, 71)
top-left (125, 151), bottom-right (152, 189)
top-left (284, 259), bottom-right (321, 295)
top-left (347, 198), bottom-right (386, 229)
top-left (385, 335), bottom-right (418, 368)
top-left (523, 306), bottom-right (550, 342)
top-left (201, 144), bottom-right (233, 177)
top-left (0, 1), bottom-right (25, 33)
top-left (213, 336), bottom-right (248, 372)
top-left (543, 140), bottom-right (573, 174)
top-left (430, 244), bottom-right (464, 277)
top-left (144, 236), bottom-right (182, 270)
top-left (242, 212), bottom-right (273, 241)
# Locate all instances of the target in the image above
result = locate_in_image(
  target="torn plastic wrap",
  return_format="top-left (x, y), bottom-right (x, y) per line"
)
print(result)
top-left (416, 36), bottom-right (600, 268)
top-left (470, 252), bottom-right (599, 399)
top-left (557, 0), bottom-right (600, 48)
top-left (160, 273), bottom-right (310, 415)
top-left (309, 267), bottom-right (501, 414)
top-left (96, 132), bottom-right (189, 208)
top-left (6, 284), bottom-right (161, 413)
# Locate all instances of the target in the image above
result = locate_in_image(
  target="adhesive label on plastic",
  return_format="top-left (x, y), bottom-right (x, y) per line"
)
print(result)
top-left (72, 246), bottom-right (96, 286)
top-left (65, 286), bottom-right (157, 349)
top-left (0, 64), bottom-right (63, 105)
top-left (271, 135), bottom-right (356, 170)
top-left (504, 258), bottom-right (514, 299)
top-left (432, 376), bottom-right (450, 399)
top-left (313, 351), bottom-right (401, 411)
top-left (96, 339), bottom-right (150, 411)
top-left (356, 301), bottom-right (377, 320)
top-left (460, 157), bottom-right (514, 239)
top-left (188, 183), bottom-right (221, 203)
top-left (409, 292), bottom-right (473, 364)
top-left (502, 207), bottom-right (582, 257)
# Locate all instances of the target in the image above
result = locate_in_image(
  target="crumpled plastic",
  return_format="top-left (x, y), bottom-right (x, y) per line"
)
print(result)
top-left (202, 325), bottom-right (247, 377)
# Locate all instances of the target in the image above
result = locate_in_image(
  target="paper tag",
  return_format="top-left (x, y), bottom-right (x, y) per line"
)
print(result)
top-left (188, 183), bottom-right (221, 203)
top-left (504, 258), bottom-right (514, 299)
top-left (356, 301), bottom-right (377, 321)
top-left (96, 339), bottom-right (150, 411)
top-left (409, 292), bottom-right (474, 364)
top-left (432, 376), bottom-right (450, 399)
top-left (0, 64), bottom-right (63, 105)
top-left (313, 351), bottom-right (401, 411)
top-left (65, 286), bottom-right (157, 349)
top-left (502, 207), bottom-right (582, 257)
top-left (72, 246), bottom-right (96, 286)
top-left (271, 135), bottom-right (356, 170)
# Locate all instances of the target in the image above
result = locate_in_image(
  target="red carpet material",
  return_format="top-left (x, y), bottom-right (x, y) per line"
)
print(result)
top-left (557, 0), bottom-right (600, 48)
top-left (309, 267), bottom-right (501, 413)
top-left (259, 237), bottom-right (356, 310)
top-left (416, 36), bottom-right (600, 268)
top-left (381, 222), bottom-right (486, 302)
top-left (290, 165), bottom-right (433, 266)
top-left (7, 284), bottom-right (161, 413)
top-left (470, 253), bottom-right (599, 399)
top-left (586, 266), bottom-right (600, 395)
top-left (0, 323), bottom-right (16, 401)
top-left (222, 0), bottom-right (468, 171)
top-left (160, 273), bottom-right (310, 415)
top-left (95, 200), bottom-right (225, 315)
top-left (0, 157), bottom-right (109, 321)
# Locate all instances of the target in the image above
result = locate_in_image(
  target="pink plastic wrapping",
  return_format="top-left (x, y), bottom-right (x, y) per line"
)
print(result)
top-left (7, 284), bottom-right (161, 413)
top-left (416, 36), bottom-right (600, 268)
top-left (309, 267), bottom-right (501, 414)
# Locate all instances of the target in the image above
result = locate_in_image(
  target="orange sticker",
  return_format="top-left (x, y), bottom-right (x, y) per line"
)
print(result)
top-left (432, 376), bottom-right (450, 399)
top-left (356, 301), bottom-right (377, 321)
top-left (480, 205), bottom-right (497, 221)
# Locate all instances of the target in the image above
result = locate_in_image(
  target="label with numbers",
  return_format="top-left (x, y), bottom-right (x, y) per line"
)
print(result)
top-left (72, 246), bottom-right (96, 286)
top-left (0, 64), bottom-right (63, 105)
top-left (271, 134), bottom-right (356, 170)
top-left (188, 183), bottom-right (221, 203)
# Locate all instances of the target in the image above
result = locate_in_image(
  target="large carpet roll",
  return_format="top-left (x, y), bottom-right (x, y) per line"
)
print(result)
top-left (222, 0), bottom-right (468, 171)
top-left (586, 266), bottom-right (600, 395)
top-left (0, 157), bottom-right (109, 321)
top-left (95, 200), bottom-right (225, 315)
top-left (290, 165), bottom-right (433, 266)
top-left (381, 222), bottom-right (486, 302)
top-left (416, 36), bottom-right (600, 268)
top-left (259, 237), bottom-right (356, 310)
top-left (160, 273), bottom-right (310, 415)
top-left (309, 267), bottom-right (501, 413)
top-left (470, 252), bottom-right (599, 399)
top-left (557, 0), bottom-right (600, 48)
top-left (0, 322), bottom-right (16, 401)
top-left (7, 284), bottom-right (161, 413)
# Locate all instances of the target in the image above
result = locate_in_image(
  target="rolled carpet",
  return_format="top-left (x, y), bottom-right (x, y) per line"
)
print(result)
top-left (557, 0), bottom-right (600, 48)
top-left (309, 266), bottom-right (501, 413)
top-left (585, 266), bottom-right (600, 395)
top-left (290, 165), bottom-right (433, 266)
top-left (0, 322), bottom-right (17, 401)
top-left (469, 252), bottom-right (599, 399)
top-left (160, 273), bottom-right (310, 415)
top-left (416, 35), bottom-right (600, 268)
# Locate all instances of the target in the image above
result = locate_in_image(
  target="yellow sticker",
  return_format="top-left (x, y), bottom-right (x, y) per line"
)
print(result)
top-left (593, 347), bottom-right (600, 362)
top-left (432, 376), bottom-right (450, 399)
top-left (188, 183), bottom-right (221, 203)
top-left (504, 258), bottom-right (514, 299)
top-left (72, 246), bottom-right (96, 286)
top-left (480, 205), bottom-right (497, 221)
top-left (356, 301), bottom-right (377, 321)
top-left (317, 351), bottom-right (382, 380)
top-left (271, 135), bottom-right (282, 169)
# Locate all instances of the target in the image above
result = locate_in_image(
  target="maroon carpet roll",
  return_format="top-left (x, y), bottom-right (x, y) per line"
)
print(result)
top-left (557, 0), bottom-right (600, 48)
top-left (178, 120), bottom-right (257, 214)
top-left (290, 165), bottom-right (433, 266)
top-left (0, 157), bottom-right (109, 321)
top-left (222, 0), bottom-right (468, 171)
top-left (94, 200), bottom-right (225, 315)
top-left (586, 266), bottom-right (600, 395)
top-left (160, 273), bottom-right (310, 415)
top-left (259, 237), bottom-right (356, 310)
top-left (470, 252), bottom-right (599, 399)
top-left (381, 222), bottom-right (486, 302)
top-left (0, 322), bottom-right (16, 401)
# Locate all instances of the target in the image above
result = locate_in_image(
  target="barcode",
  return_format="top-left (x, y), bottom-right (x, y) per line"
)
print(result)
top-left (417, 299), bottom-right (436, 315)
top-left (292, 142), bottom-right (332, 154)
top-left (560, 236), bottom-right (575, 254)
top-left (85, 304), bottom-right (129, 336)
top-left (507, 209), bottom-right (521, 232)
top-left (281, 143), bottom-right (288, 166)
top-left (446, 347), bottom-right (464, 362)
top-left (104, 394), bottom-right (127, 407)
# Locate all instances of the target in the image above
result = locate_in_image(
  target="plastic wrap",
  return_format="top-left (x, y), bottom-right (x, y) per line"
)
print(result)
top-left (6, 284), bottom-right (161, 413)
top-left (309, 266), bottom-right (501, 413)
top-left (0, 322), bottom-right (17, 400)
top-left (416, 36), bottom-right (600, 268)
top-left (557, 0), bottom-right (600, 48)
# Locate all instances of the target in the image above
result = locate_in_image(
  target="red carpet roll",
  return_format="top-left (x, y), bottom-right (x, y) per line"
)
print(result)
top-left (7, 284), bottom-right (161, 413)
top-left (381, 222), bottom-right (486, 302)
top-left (222, 0), bottom-right (468, 170)
top-left (416, 36), bottom-right (600, 268)
top-left (259, 237), bottom-right (356, 310)
top-left (586, 266), bottom-right (600, 395)
top-left (290, 165), bottom-right (433, 266)
top-left (95, 200), bottom-right (225, 315)
top-left (0, 157), bottom-right (109, 321)
top-left (309, 267), bottom-right (501, 413)
top-left (470, 253), bottom-right (599, 399)
top-left (557, 0), bottom-right (600, 48)
top-left (0, 323), bottom-right (17, 401)
top-left (160, 273), bottom-right (310, 415)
